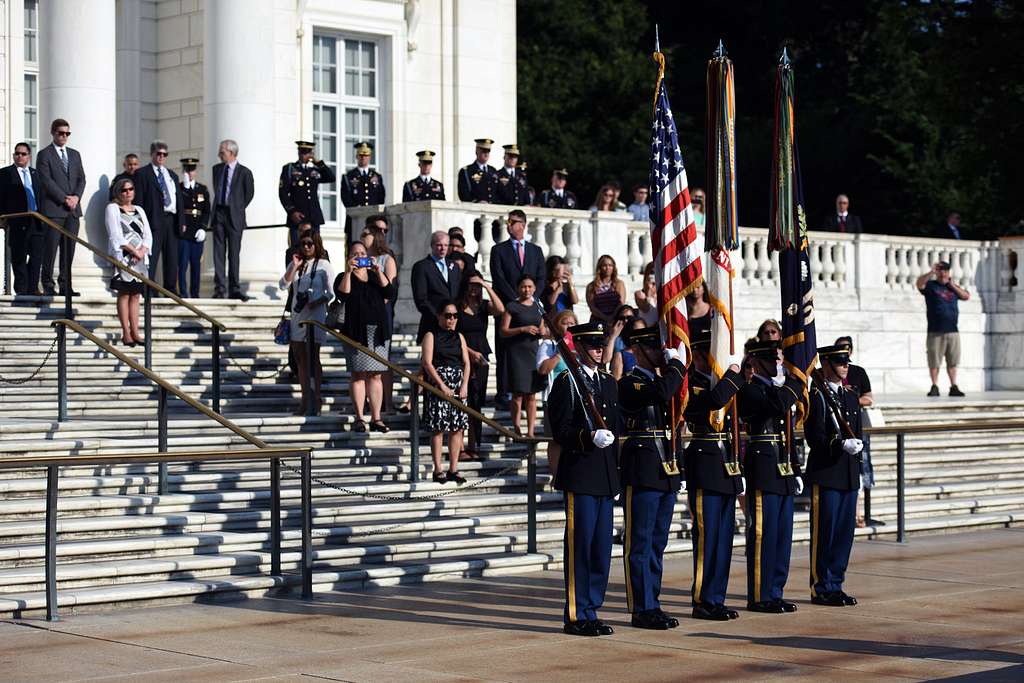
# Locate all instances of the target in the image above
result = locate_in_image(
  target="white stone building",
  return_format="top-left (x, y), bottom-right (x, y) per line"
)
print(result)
top-left (0, 0), bottom-right (517, 290)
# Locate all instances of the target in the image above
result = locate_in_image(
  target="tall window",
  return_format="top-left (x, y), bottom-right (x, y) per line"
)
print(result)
top-left (312, 32), bottom-right (382, 223)
top-left (24, 0), bottom-right (40, 151)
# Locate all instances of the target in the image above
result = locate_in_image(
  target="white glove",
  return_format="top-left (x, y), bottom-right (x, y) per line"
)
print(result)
top-left (842, 438), bottom-right (864, 455)
top-left (592, 429), bottom-right (615, 448)
top-left (738, 478), bottom-right (746, 496)
top-left (795, 476), bottom-right (804, 495)
top-left (771, 373), bottom-right (786, 387)
top-left (194, 228), bottom-right (206, 243)
top-left (727, 353), bottom-right (743, 369)
top-left (663, 347), bottom-right (680, 363)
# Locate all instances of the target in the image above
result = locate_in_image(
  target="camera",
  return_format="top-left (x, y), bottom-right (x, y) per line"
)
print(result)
top-left (294, 289), bottom-right (312, 312)
top-left (355, 257), bottom-right (373, 268)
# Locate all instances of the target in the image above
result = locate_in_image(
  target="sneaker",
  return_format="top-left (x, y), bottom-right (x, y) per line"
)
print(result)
top-left (927, 385), bottom-right (940, 397)
top-left (949, 385), bottom-right (965, 397)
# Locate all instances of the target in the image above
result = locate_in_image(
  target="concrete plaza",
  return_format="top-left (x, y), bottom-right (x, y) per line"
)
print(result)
top-left (2, 529), bottom-right (1022, 682)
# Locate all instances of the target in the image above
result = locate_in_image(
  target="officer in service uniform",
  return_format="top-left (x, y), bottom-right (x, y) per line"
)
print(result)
top-left (402, 150), bottom-right (445, 202)
top-left (457, 138), bottom-right (496, 203)
top-left (519, 162), bottom-right (536, 205)
top-left (682, 317), bottom-right (745, 620)
top-left (618, 325), bottom-right (686, 630)
top-left (805, 344), bottom-right (864, 607)
top-left (176, 157), bottom-right (209, 298)
top-left (538, 168), bottom-right (577, 209)
top-left (548, 321), bottom-right (620, 637)
top-left (736, 338), bottom-right (807, 614)
top-left (280, 140), bottom-right (337, 249)
top-left (493, 144), bottom-right (531, 206)
top-left (340, 141), bottom-right (385, 209)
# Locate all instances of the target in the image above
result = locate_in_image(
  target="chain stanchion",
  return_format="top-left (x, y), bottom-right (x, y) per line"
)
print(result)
top-left (221, 342), bottom-right (284, 380)
top-left (0, 337), bottom-right (57, 385)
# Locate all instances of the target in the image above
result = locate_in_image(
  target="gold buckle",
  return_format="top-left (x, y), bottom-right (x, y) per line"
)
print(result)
top-left (777, 463), bottom-right (794, 476)
top-left (724, 462), bottom-right (742, 476)
top-left (662, 461), bottom-right (680, 476)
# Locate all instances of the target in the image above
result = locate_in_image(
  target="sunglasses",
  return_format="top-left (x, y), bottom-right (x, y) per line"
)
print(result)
top-left (442, 312), bottom-right (459, 319)
top-left (300, 240), bottom-right (315, 247)
top-left (54, 130), bottom-right (71, 137)
top-left (13, 151), bottom-right (29, 157)
top-left (120, 187), bottom-right (135, 193)
top-left (155, 151), bottom-right (168, 157)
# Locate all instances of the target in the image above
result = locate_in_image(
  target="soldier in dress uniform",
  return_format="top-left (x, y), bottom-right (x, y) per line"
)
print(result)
top-left (176, 157), bottom-right (210, 298)
top-left (518, 162), bottom-right (536, 205)
top-left (402, 150), bottom-right (445, 202)
top-left (340, 141), bottom-right (385, 209)
top-left (805, 344), bottom-right (864, 607)
top-left (736, 338), bottom-right (807, 614)
top-left (618, 325), bottom-right (687, 630)
top-left (548, 321), bottom-right (621, 637)
top-left (682, 317), bottom-right (745, 620)
top-left (280, 140), bottom-right (337, 250)
top-left (538, 168), bottom-right (577, 209)
top-left (493, 144), bottom-right (531, 206)
top-left (457, 138), bottom-right (496, 203)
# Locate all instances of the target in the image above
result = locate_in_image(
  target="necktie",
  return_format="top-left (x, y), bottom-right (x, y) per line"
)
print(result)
top-left (839, 215), bottom-right (847, 233)
top-left (59, 148), bottom-right (69, 175)
top-left (222, 165), bottom-right (233, 203)
top-left (22, 169), bottom-right (37, 212)
top-left (437, 258), bottom-right (448, 282)
top-left (950, 225), bottom-right (960, 240)
top-left (156, 168), bottom-right (172, 209)
top-left (515, 240), bottom-right (524, 267)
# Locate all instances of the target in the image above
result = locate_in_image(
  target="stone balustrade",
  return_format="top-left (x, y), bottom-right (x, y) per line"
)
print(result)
top-left (346, 201), bottom-right (1023, 392)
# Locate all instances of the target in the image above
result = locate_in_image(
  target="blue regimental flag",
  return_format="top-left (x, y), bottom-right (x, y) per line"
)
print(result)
top-left (769, 51), bottom-right (816, 424)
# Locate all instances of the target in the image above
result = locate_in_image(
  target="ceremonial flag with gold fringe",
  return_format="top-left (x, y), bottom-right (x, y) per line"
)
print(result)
top-left (768, 49), bottom-right (816, 425)
top-left (704, 42), bottom-right (739, 431)
top-left (650, 49), bottom-right (702, 420)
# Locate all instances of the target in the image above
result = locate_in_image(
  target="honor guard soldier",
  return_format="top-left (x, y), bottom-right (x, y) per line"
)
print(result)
top-left (493, 144), bottom-right (531, 205)
top-left (402, 150), bottom-right (446, 202)
top-left (548, 321), bottom-right (621, 637)
top-left (177, 158), bottom-right (210, 298)
top-left (538, 168), bottom-right (577, 209)
top-left (682, 317), bottom-right (745, 620)
top-left (618, 325), bottom-right (687, 630)
top-left (340, 141), bottom-right (385, 208)
top-left (519, 162), bottom-right (536, 205)
top-left (736, 338), bottom-right (807, 614)
top-left (280, 140), bottom-right (337, 248)
top-left (805, 345), bottom-right (864, 607)
top-left (457, 138), bottom-right (496, 203)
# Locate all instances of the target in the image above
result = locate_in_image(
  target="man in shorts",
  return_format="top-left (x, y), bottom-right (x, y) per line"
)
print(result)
top-left (916, 261), bottom-right (970, 397)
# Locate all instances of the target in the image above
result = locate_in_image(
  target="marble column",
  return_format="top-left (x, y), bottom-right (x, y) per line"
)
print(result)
top-left (204, 0), bottom-right (280, 298)
top-left (39, 0), bottom-right (117, 291)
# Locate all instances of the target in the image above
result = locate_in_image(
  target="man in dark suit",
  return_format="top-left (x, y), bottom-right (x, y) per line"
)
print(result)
top-left (942, 211), bottom-right (962, 240)
top-left (489, 208), bottom-right (546, 404)
top-left (0, 142), bottom-right (50, 294)
top-left (210, 138), bottom-right (255, 300)
top-left (35, 118), bottom-right (85, 295)
top-left (493, 144), bottom-right (531, 206)
top-left (823, 194), bottom-right (863, 234)
top-left (133, 140), bottom-right (183, 294)
top-left (411, 230), bottom-right (462, 342)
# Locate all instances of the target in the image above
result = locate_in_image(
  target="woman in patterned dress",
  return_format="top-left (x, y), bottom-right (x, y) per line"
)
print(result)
top-left (421, 301), bottom-right (472, 484)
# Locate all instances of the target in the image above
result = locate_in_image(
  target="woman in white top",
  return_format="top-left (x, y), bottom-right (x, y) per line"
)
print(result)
top-left (105, 177), bottom-right (152, 346)
top-left (280, 229), bottom-right (334, 416)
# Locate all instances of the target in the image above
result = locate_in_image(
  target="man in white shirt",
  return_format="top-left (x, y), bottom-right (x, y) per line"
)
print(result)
top-left (35, 118), bottom-right (86, 296)
top-left (0, 142), bottom-right (50, 294)
top-left (133, 139), bottom-right (182, 293)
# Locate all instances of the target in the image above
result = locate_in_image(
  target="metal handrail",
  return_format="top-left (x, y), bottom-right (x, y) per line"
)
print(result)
top-left (302, 320), bottom-right (545, 554)
top-left (865, 418), bottom-right (1024, 436)
top-left (2, 210), bottom-right (226, 411)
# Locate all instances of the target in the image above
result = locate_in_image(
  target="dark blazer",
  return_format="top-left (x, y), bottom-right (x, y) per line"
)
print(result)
top-left (619, 360), bottom-right (687, 493)
top-left (550, 368), bottom-right (621, 497)
top-left (488, 238), bottom-right (546, 304)
top-left (823, 213), bottom-right (862, 234)
top-left (133, 163), bottom-right (183, 231)
top-left (492, 167), bottom-right (531, 205)
top-left (35, 144), bottom-right (86, 219)
top-left (411, 255), bottom-right (463, 342)
top-left (736, 374), bottom-right (806, 496)
top-left (210, 161), bottom-right (254, 230)
top-left (804, 384), bottom-right (862, 491)
top-left (0, 164), bottom-right (51, 227)
top-left (683, 367), bottom-right (744, 495)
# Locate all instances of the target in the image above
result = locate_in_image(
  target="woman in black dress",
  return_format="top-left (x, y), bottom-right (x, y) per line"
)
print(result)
top-left (499, 274), bottom-right (546, 437)
top-left (335, 241), bottom-right (396, 432)
top-left (421, 302), bottom-right (472, 484)
top-left (456, 271), bottom-right (505, 458)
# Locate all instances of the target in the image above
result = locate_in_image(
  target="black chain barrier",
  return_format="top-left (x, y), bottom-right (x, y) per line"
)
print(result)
top-left (220, 343), bottom-right (285, 380)
top-left (0, 338), bottom-right (58, 385)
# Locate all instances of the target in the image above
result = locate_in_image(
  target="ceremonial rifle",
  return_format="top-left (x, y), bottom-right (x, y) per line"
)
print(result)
top-left (809, 368), bottom-right (858, 440)
top-left (541, 311), bottom-right (607, 430)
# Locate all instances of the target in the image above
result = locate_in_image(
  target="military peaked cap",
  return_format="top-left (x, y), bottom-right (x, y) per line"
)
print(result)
top-left (745, 337), bottom-right (780, 359)
top-left (569, 321), bottom-right (605, 347)
top-left (623, 324), bottom-right (661, 348)
top-left (818, 344), bottom-right (851, 364)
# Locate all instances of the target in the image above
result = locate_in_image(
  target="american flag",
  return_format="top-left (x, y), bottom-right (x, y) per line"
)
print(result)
top-left (650, 74), bottom-right (703, 370)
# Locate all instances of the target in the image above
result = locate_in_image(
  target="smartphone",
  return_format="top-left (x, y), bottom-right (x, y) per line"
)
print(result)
top-left (355, 257), bottom-right (373, 268)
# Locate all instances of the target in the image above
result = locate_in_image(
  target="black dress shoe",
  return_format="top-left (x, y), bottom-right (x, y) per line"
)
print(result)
top-left (811, 592), bottom-right (847, 607)
top-left (42, 286), bottom-right (56, 296)
top-left (592, 619), bottom-right (614, 636)
top-left (231, 292), bottom-right (251, 302)
top-left (692, 604), bottom-right (730, 621)
top-left (839, 592), bottom-right (858, 606)
top-left (58, 289), bottom-right (81, 297)
top-left (747, 601), bottom-right (785, 613)
top-left (717, 605), bottom-right (740, 619)
top-left (774, 599), bottom-right (798, 613)
top-left (654, 608), bottom-right (679, 628)
top-left (212, 293), bottom-right (225, 299)
top-left (563, 620), bottom-right (600, 637)
top-left (631, 610), bottom-right (670, 630)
